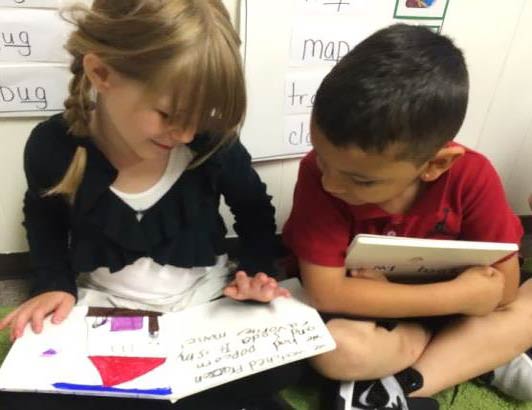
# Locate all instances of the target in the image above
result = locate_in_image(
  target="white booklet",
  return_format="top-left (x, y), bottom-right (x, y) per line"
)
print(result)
top-left (0, 278), bottom-right (335, 402)
top-left (345, 234), bottom-right (518, 280)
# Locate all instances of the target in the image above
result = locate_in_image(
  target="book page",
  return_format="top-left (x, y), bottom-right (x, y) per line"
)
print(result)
top-left (0, 279), bottom-right (335, 401)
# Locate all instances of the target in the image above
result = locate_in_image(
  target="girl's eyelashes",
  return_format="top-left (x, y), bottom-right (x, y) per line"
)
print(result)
top-left (156, 109), bottom-right (170, 119)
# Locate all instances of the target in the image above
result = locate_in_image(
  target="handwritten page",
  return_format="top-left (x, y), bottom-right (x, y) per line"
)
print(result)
top-left (0, 8), bottom-right (71, 62)
top-left (0, 64), bottom-right (69, 116)
top-left (0, 278), bottom-right (335, 401)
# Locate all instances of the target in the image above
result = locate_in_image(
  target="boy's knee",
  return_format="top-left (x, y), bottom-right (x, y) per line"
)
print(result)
top-left (394, 323), bottom-right (430, 365)
top-left (312, 319), bottom-right (381, 379)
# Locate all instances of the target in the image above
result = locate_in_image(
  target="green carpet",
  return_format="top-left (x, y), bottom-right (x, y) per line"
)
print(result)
top-left (0, 307), bottom-right (531, 409)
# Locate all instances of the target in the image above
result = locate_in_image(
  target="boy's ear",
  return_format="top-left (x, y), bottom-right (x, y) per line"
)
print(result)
top-left (420, 145), bottom-right (465, 182)
top-left (83, 53), bottom-right (112, 93)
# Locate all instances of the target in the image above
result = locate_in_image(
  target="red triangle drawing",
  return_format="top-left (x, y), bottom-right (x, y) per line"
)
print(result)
top-left (89, 356), bottom-right (166, 386)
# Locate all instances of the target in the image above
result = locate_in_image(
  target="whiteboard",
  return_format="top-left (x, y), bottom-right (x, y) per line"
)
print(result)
top-left (239, 0), bottom-right (450, 161)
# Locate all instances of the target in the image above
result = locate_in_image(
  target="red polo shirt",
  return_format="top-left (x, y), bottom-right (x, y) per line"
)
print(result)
top-left (283, 146), bottom-right (523, 267)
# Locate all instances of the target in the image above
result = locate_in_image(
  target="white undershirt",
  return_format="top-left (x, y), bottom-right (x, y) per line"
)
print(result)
top-left (78, 145), bottom-right (230, 312)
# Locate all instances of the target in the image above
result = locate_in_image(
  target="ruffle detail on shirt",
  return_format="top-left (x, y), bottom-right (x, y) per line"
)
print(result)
top-left (69, 137), bottom-right (228, 275)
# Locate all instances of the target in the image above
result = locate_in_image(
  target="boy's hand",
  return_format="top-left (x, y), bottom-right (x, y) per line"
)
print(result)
top-left (223, 271), bottom-right (291, 302)
top-left (0, 291), bottom-right (75, 342)
top-left (349, 268), bottom-right (389, 282)
top-left (453, 266), bottom-right (504, 316)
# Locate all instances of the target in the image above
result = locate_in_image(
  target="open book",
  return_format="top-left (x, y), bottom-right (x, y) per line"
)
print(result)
top-left (0, 278), bottom-right (335, 402)
top-left (345, 234), bottom-right (518, 280)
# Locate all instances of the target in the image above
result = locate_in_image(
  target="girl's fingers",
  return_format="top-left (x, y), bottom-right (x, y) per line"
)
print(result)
top-left (223, 285), bottom-right (239, 299)
top-left (255, 272), bottom-right (269, 284)
top-left (235, 271), bottom-right (250, 297)
top-left (257, 285), bottom-right (275, 302)
top-left (30, 307), bottom-right (47, 334)
top-left (52, 296), bottom-right (75, 324)
top-left (0, 308), bottom-right (19, 331)
top-left (276, 287), bottom-right (291, 298)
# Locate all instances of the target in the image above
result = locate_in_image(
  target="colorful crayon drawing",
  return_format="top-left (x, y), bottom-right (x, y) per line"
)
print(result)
top-left (53, 307), bottom-right (171, 396)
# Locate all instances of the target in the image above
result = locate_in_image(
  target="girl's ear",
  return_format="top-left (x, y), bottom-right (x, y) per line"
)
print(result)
top-left (83, 53), bottom-right (112, 93)
top-left (420, 145), bottom-right (465, 182)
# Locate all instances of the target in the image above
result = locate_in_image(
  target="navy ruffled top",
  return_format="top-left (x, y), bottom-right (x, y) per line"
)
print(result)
top-left (23, 114), bottom-right (280, 297)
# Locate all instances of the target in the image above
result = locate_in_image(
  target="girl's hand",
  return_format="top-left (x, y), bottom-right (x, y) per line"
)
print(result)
top-left (0, 291), bottom-right (75, 342)
top-left (223, 271), bottom-right (291, 302)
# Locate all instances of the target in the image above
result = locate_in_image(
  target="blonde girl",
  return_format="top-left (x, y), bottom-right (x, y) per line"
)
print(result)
top-left (0, 1), bottom-right (300, 409)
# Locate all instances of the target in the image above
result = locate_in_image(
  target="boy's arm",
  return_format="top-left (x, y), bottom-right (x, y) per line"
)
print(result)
top-left (493, 254), bottom-right (520, 305)
top-left (300, 258), bottom-right (503, 317)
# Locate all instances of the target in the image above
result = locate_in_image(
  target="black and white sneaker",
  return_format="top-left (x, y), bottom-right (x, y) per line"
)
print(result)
top-left (337, 376), bottom-right (409, 409)
top-left (335, 368), bottom-right (438, 410)
top-left (480, 350), bottom-right (532, 401)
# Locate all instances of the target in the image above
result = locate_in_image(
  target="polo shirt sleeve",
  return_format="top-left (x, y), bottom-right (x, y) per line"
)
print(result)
top-left (283, 152), bottom-right (351, 267)
top-left (459, 156), bottom-right (523, 245)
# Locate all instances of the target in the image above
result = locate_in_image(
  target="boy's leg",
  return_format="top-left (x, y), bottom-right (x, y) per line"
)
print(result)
top-left (311, 318), bottom-right (438, 409)
top-left (312, 318), bottom-right (431, 380)
top-left (410, 278), bottom-right (532, 397)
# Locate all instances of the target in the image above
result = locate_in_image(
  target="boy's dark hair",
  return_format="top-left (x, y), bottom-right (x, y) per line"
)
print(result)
top-left (313, 24), bottom-right (469, 164)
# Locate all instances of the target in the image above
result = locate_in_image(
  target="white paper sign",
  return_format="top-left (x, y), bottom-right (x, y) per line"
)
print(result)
top-left (284, 114), bottom-right (312, 154)
top-left (285, 69), bottom-right (329, 115)
top-left (0, 0), bottom-right (60, 7)
top-left (290, 19), bottom-right (375, 66)
top-left (295, 0), bottom-right (373, 15)
top-left (0, 8), bottom-right (71, 62)
top-left (0, 64), bottom-right (69, 116)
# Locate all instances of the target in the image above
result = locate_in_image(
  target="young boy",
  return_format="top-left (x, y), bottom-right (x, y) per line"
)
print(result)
top-left (283, 24), bottom-right (532, 410)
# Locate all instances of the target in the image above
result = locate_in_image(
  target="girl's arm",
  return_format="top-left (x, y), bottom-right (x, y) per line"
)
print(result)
top-left (218, 139), bottom-right (280, 276)
top-left (0, 126), bottom-right (77, 340)
top-left (22, 126), bottom-right (77, 298)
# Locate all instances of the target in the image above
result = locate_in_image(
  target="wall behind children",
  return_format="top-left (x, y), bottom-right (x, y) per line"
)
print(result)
top-left (1, 0), bottom-right (532, 253)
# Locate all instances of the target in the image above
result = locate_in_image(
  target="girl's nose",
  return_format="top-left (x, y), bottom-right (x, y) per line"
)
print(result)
top-left (169, 127), bottom-right (196, 144)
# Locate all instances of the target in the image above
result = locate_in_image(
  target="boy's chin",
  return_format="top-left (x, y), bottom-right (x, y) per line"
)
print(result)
top-left (332, 194), bottom-right (366, 206)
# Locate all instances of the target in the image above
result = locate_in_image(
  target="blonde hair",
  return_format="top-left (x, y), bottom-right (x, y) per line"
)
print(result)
top-left (48, 0), bottom-right (246, 201)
